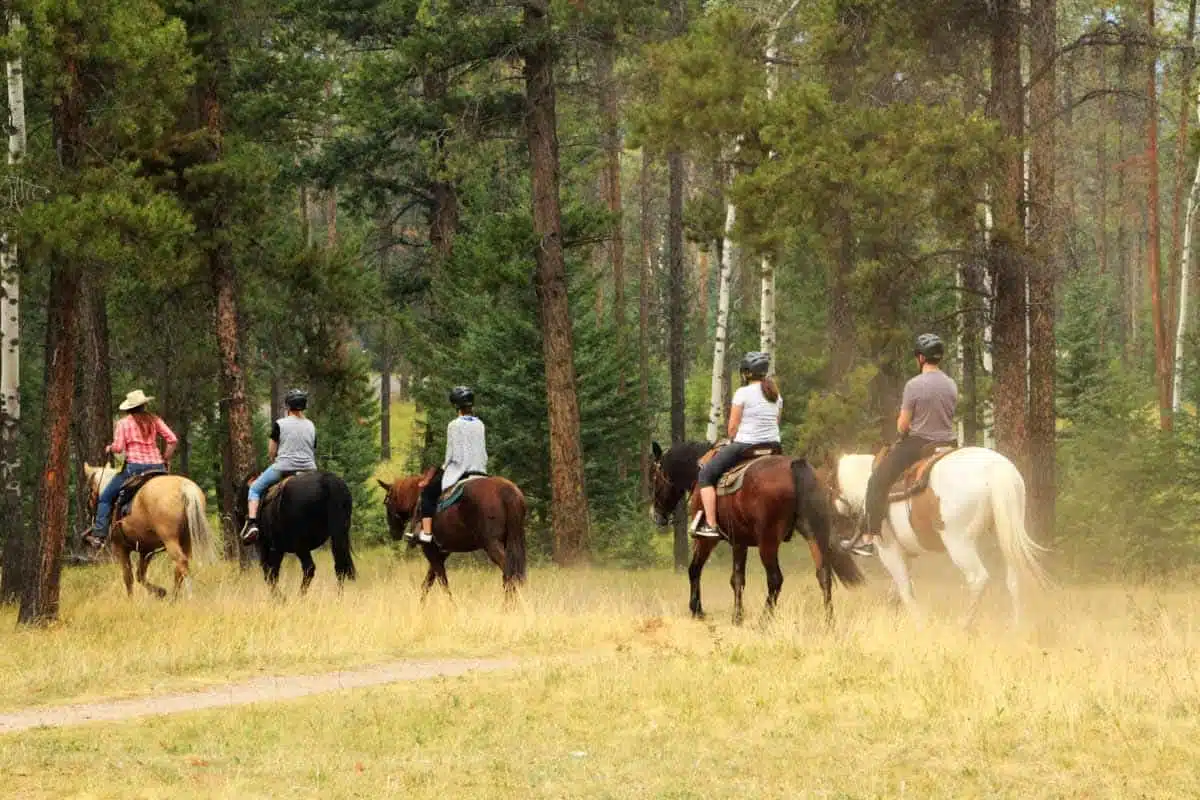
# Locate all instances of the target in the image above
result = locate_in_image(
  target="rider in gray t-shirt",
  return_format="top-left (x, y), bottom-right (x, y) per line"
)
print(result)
top-left (843, 333), bottom-right (958, 557)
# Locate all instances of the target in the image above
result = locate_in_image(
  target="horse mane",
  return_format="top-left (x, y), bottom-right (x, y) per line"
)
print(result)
top-left (660, 440), bottom-right (713, 488)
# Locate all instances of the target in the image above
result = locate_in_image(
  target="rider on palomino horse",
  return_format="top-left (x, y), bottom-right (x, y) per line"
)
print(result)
top-left (83, 389), bottom-right (177, 548)
top-left (694, 351), bottom-right (782, 540)
top-left (413, 385), bottom-right (488, 544)
top-left (241, 388), bottom-right (317, 545)
top-left (842, 333), bottom-right (958, 557)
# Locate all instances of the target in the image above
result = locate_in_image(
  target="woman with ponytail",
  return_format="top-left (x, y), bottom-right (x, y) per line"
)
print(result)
top-left (694, 351), bottom-right (782, 539)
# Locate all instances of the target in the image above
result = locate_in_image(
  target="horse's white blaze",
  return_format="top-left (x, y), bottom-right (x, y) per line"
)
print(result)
top-left (836, 447), bottom-right (1049, 627)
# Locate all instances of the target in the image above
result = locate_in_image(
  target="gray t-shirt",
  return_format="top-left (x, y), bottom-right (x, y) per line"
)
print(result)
top-left (272, 416), bottom-right (318, 471)
top-left (443, 415), bottom-right (488, 489)
top-left (901, 370), bottom-right (958, 442)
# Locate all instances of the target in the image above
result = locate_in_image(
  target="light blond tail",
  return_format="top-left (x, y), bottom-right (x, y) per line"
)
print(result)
top-left (989, 460), bottom-right (1051, 592)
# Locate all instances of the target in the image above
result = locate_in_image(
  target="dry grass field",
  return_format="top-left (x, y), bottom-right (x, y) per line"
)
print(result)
top-left (2, 545), bottom-right (1199, 798)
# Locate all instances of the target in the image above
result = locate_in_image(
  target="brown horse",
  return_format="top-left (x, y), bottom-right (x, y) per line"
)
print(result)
top-left (380, 469), bottom-right (527, 597)
top-left (85, 464), bottom-right (216, 598)
top-left (650, 441), bottom-right (863, 625)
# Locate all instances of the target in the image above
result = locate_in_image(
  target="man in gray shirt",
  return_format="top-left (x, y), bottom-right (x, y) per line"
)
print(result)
top-left (844, 333), bottom-right (958, 557)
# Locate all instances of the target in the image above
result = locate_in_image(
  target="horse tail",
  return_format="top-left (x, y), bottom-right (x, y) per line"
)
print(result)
top-left (792, 458), bottom-right (863, 587)
top-left (327, 476), bottom-right (356, 582)
top-left (989, 457), bottom-right (1051, 592)
top-left (182, 481), bottom-right (216, 566)
top-left (501, 482), bottom-right (527, 586)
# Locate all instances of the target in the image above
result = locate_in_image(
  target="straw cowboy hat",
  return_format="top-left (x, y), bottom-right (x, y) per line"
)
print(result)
top-left (118, 389), bottom-right (154, 411)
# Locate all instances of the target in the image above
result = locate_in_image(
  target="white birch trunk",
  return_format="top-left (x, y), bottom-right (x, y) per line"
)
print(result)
top-left (757, 0), bottom-right (801, 373)
top-left (1, 14), bottom-right (26, 504)
top-left (981, 187), bottom-right (995, 449)
top-left (1171, 99), bottom-right (1200, 413)
top-left (706, 199), bottom-right (736, 442)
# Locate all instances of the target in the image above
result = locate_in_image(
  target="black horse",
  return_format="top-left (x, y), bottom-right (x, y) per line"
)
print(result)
top-left (236, 471), bottom-right (357, 593)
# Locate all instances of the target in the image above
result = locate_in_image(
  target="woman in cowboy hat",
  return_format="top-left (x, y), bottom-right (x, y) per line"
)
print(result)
top-left (83, 389), bottom-right (178, 547)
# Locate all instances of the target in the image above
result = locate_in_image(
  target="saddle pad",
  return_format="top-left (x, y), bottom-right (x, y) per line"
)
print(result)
top-left (886, 447), bottom-right (957, 502)
top-left (437, 475), bottom-right (487, 514)
top-left (715, 447), bottom-right (781, 497)
top-left (262, 470), bottom-right (315, 507)
top-left (114, 470), bottom-right (168, 520)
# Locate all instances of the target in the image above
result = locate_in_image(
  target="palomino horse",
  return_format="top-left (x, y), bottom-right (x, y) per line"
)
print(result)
top-left (235, 472), bottom-right (356, 593)
top-left (84, 464), bottom-right (215, 598)
top-left (650, 441), bottom-right (863, 624)
top-left (829, 447), bottom-right (1050, 626)
top-left (381, 469), bottom-right (527, 598)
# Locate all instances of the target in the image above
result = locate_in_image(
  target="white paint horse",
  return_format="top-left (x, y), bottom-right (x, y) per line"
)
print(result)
top-left (85, 463), bottom-right (215, 598)
top-left (830, 447), bottom-right (1049, 627)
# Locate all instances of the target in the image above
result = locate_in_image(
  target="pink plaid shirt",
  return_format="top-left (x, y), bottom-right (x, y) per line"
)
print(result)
top-left (111, 415), bottom-right (177, 465)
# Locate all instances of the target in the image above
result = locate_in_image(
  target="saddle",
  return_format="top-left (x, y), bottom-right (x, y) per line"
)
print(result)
top-left (262, 470), bottom-right (312, 508)
top-left (113, 470), bottom-right (168, 523)
top-left (700, 443), bottom-right (784, 497)
top-left (878, 442), bottom-right (958, 503)
top-left (437, 474), bottom-right (487, 514)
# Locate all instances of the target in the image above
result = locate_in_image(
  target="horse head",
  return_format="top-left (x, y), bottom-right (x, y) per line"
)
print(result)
top-left (83, 463), bottom-right (120, 510)
top-left (378, 476), bottom-right (422, 541)
top-left (649, 440), bottom-right (712, 527)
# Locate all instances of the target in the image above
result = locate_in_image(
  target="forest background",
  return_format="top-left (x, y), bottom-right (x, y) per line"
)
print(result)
top-left (1, 0), bottom-right (1198, 624)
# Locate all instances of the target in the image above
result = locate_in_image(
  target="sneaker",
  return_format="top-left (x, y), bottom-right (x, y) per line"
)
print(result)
top-left (839, 533), bottom-right (877, 557)
top-left (692, 523), bottom-right (724, 540)
top-left (417, 531), bottom-right (434, 544)
top-left (240, 521), bottom-right (259, 546)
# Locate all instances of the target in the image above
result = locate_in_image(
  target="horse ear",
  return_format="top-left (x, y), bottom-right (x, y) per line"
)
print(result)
top-left (376, 478), bottom-right (391, 491)
top-left (652, 441), bottom-right (663, 461)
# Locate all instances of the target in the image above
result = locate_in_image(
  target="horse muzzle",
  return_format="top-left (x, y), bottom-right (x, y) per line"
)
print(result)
top-left (649, 506), bottom-right (670, 528)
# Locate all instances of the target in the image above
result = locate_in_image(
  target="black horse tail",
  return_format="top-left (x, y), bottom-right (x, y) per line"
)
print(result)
top-left (792, 458), bottom-right (863, 588)
top-left (501, 482), bottom-right (527, 587)
top-left (327, 475), bottom-right (356, 582)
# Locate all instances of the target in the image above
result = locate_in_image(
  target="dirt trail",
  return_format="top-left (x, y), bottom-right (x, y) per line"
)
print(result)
top-left (0, 657), bottom-right (518, 735)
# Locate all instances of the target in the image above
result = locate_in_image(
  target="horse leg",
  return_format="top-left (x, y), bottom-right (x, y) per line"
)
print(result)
top-left (161, 539), bottom-right (189, 600)
top-left (808, 538), bottom-right (834, 627)
top-left (117, 543), bottom-right (134, 597)
top-left (759, 541), bottom-right (784, 619)
top-left (481, 538), bottom-right (515, 599)
top-left (137, 551), bottom-right (167, 599)
top-left (420, 546), bottom-right (451, 600)
top-left (297, 551), bottom-right (317, 596)
top-left (730, 544), bottom-right (748, 626)
top-left (262, 550), bottom-right (284, 596)
top-left (943, 532), bottom-right (990, 629)
top-left (688, 537), bottom-right (718, 619)
top-left (876, 537), bottom-right (922, 626)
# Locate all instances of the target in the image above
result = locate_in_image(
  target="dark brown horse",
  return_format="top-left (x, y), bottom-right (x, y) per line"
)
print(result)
top-left (381, 469), bottom-right (527, 597)
top-left (650, 441), bottom-right (863, 624)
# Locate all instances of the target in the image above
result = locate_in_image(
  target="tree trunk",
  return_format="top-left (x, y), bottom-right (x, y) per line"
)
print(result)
top-left (829, 211), bottom-right (855, 387)
top-left (1144, 1), bottom-right (1171, 430)
top-left (666, 150), bottom-right (687, 569)
top-left (989, 0), bottom-right (1028, 465)
top-left (960, 257), bottom-right (984, 446)
top-left (1168, 0), bottom-right (1198, 347)
top-left (638, 150), bottom-right (654, 502)
top-left (18, 265), bottom-right (79, 624)
top-left (707, 197), bottom-right (735, 442)
top-left (0, 12), bottom-right (27, 603)
top-left (1173, 98), bottom-right (1200, 412)
top-left (1028, 0), bottom-right (1057, 541)
top-left (1097, 34), bottom-right (1109, 279)
top-left (379, 359), bottom-right (392, 461)
top-left (524, 0), bottom-right (590, 564)
top-left (424, 71), bottom-right (458, 260)
top-left (73, 270), bottom-right (112, 537)
top-left (598, 42), bottom-right (624, 342)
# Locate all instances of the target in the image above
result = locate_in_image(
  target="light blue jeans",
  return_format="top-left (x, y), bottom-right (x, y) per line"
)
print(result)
top-left (93, 462), bottom-right (165, 537)
top-left (249, 466), bottom-right (283, 503)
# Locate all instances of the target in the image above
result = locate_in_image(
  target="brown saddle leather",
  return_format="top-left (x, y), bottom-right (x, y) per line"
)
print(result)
top-left (873, 443), bottom-right (958, 502)
top-left (699, 443), bottom-right (784, 497)
top-left (113, 470), bottom-right (168, 524)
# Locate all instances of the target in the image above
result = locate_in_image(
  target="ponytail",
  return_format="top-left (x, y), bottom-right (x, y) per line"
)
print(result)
top-left (761, 376), bottom-right (779, 403)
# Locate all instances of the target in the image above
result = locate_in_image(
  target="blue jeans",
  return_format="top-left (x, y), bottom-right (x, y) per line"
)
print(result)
top-left (249, 466), bottom-right (283, 504)
top-left (94, 462), bottom-right (165, 536)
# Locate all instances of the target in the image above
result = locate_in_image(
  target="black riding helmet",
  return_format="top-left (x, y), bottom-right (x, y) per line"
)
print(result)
top-left (740, 351), bottom-right (770, 377)
top-left (449, 385), bottom-right (474, 409)
top-left (914, 333), bottom-right (945, 360)
top-left (285, 388), bottom-right (308, 411)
